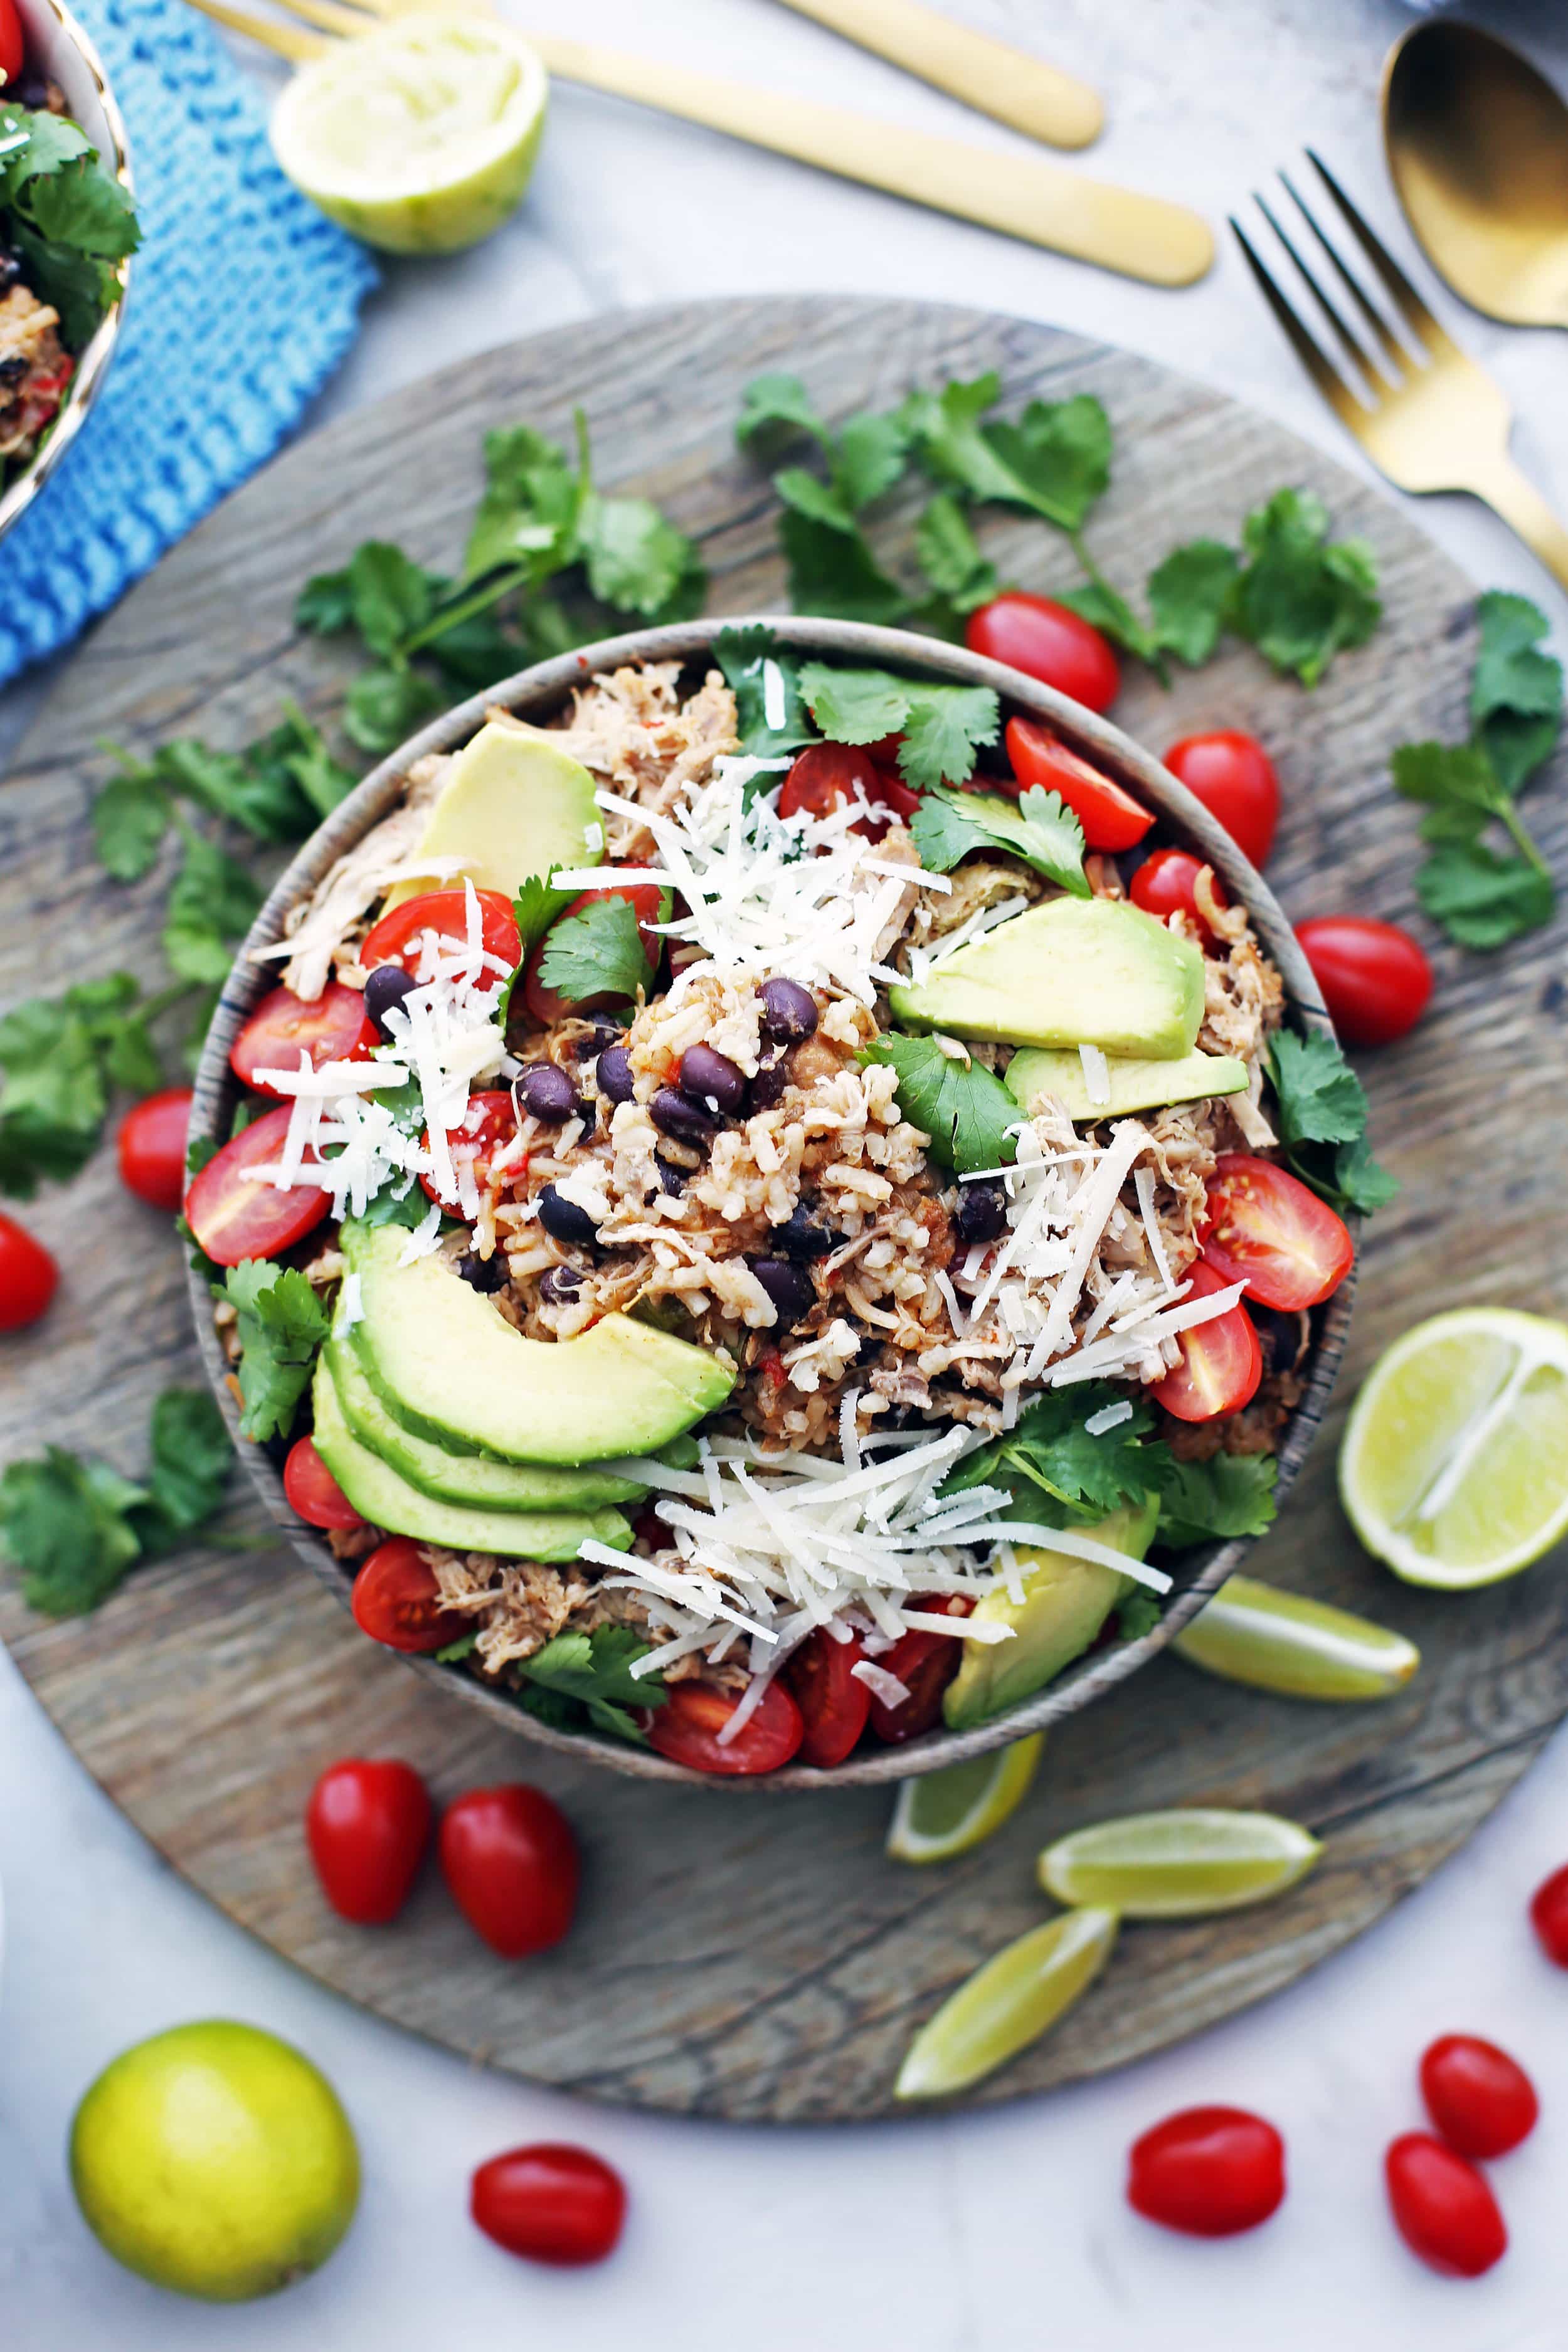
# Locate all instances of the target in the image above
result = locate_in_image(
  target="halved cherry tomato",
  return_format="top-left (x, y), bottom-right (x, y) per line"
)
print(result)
top-left (966, 593), bottom-right (1120, 713)
top-left (1150, 1260), bottom-right (1262, 1423)
top-left (1530, 1862), bottom-right (1568, 1964)
top-left (1385, 2133), bottom-right (1507, 2277)
top-left (867, 1595), bottom-right (972, 1744)
top-left (305, 1757), bottom-right (431, 1925)
top-left (1295, 916), bottom-right (1433, 1049)
top-left (1127, 2106), bottom-right (1286, 2237)
top-left (0, 0), bottom-right (23, 83)
top-left (116, 1088), bottom-right (192, 1213)
top-left (361, 888), bottom-right (522, 986)
top-left (785, 1628), bottom-right (871, 1768)
top-left (778, 743), bottom-right (922, 840)
top-left (284, 1436), bottom-right (366, 1532)
top-left (522, 871), bottom-right (665, 1028)
top-left (1198, 1153), bottom-right (1355, 1313)
top-left (1004, 717), bottom-right (1153, 850)
top-left (230, 982), bottom-right (377, 1099)
top-left (1163, 731), bottom-right (1280, 868)
top-left (351, 1536), bottom-right (470, 1654)
top-left (1130, 849), bottom-right (1229, 949)
top-left (647, 1678), bottom-right (805, 1776)
top-left (183, 1103), bottom-right (331, 1268)
top-left (471, 2144), bottom-right (627, 2267)
top-left (0, 1212), bottom-right (57, 1332)
top-left (439, 1784), bottom-right (580, 1956)
top-left (1419, 2035), bottom-right (1538, 2160)
top-left (419, 1089), bottom-right (520, 1214)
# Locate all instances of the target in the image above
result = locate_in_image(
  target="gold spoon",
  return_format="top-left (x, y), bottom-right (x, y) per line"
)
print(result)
top-left (1384, 19), bottom-right (1568, 327)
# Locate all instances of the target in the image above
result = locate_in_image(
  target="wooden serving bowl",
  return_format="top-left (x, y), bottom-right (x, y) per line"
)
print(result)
top-left (188, 616), bottom-right (1355, 1791)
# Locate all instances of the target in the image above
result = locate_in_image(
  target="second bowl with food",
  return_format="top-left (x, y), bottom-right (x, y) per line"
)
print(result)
top-left (188, 617), bottom-right (1357, 1789)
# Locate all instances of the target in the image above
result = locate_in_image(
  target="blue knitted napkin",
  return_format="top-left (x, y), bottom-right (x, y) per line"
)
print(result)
top-left (0, 0), bottom-right (376, 685)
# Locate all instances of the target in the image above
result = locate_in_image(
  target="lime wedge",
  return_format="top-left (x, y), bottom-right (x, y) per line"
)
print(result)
top-left (270, 16), bottom-right (548, 255)
top-left (1339, 1308), bottom-right (1568, 1589)
top-left (894, 1907), bottom-right (1118, 2099)
top-left (1172, 1574), bottom-right (1420, 1702)
top-left (887, 1735), bottom-right (1045, 1865)
top-left (1038, 1809), bottom-right (1320, 1917)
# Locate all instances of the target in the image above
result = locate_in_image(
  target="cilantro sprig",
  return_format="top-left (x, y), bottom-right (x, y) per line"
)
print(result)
top-left (534, 890), bottom-right (667, 1014)
top-left (513, 1623), bottom-right (667, 1744)
top-left (1267, 1029), bottom-right (1397, 1215)
top-left (911, 783), bottom-right (1089, 896)
top-left (798, 662), bottom-right (1000, 790)
top-left (859, 1033), bottom-right (1019, 1176)
top-left (0, 102), bottom-right (139, 349)
top-left (0, 973), bottom-right (190, 1198)
top-left (221, 1261), bottom-right (332, 1442)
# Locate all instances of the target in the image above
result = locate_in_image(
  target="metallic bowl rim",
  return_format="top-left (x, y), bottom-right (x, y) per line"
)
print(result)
top-left (187, 613), bottom-right (1357, 1793)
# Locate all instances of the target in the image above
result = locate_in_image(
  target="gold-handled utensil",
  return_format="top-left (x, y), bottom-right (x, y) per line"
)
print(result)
top-left (1384, 19), bottom-right (1568, 329)
top-left (184, 0), bottom-right (1210, 287)
top-left (1232, 153), bottom-right (1568, 596)
top-left (769, 0), bottom-right (1102, 151)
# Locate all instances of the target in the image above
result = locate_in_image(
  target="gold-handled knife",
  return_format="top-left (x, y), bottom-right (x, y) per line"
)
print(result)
top-left (769, 0), bottom-right (1104, 150)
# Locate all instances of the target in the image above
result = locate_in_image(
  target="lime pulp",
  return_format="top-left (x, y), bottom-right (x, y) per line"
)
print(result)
top-left (1037, 1808), bottom-right (1321, 1917)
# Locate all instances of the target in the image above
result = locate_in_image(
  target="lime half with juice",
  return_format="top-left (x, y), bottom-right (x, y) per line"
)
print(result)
top-left (887, 1735), bottom-right (1045, 1866)
top-left (270, 15), bottom-right (549, 255)
top-left (1340, 1307), bottom-right (1568, 1589)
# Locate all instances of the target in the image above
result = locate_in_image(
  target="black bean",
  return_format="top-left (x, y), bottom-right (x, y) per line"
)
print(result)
top-left (750, 1256), bottom-right (816, 1326)
top-left (571, 1015), bottom-right (625, 1062)
top-left (364, 963), bottom-right (416, 1037)
top-left (760, 977), bottom-right (818, 1044)
top-left (518, 1062), bottom-right (580, 1123)
top-left (650, 1086), bottom-right (718, 1143)
top-left (654, 1153), bottom-right (687, 1197)
top-left (595, 1044), bottom-right (636, 1104)
top-left (750, 1049), bottom-right (791, 1111)
top-left (538, 1184), bottom-right (598, 1248)
top-left (952, 1179), bottom-right (1009, 1247)
top-left (538, 1266), bottom-right (581, 1305)
top-left (458, 1249), bottom-right (508, 1295)
top-left (679, 1043), bottom-right (748, 1116)
top-left (768, 1203), bottom-right (840, 1261)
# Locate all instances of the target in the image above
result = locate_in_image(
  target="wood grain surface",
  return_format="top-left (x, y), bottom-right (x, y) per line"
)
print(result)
top-left (3, 296), bottom-right (1565, 2125)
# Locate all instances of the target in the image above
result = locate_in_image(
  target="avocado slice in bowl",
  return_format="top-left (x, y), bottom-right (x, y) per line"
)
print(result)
top-left (945, 1498), bottom-right (1160, 1731)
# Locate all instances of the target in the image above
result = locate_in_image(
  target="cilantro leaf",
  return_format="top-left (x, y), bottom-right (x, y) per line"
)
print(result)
top-left (910, 783), bottom-right (1089, 896)
top-left (735, 372), bottom-right (827, 462)
top-left (536, 894), bottom-right (659, 1012)
top-left (579, 492), bottom-right (704, 619)
top-left (295, 568), bottom-right (354, 634)
top-left (859, 1032), bottom-right (1019, 1176)
top-left (1147, 539), bottom-right (1240, 665)
top-left (1266, 1028), bottom-right (1396, 1214)
top-left (913, 494), bottom-right (997, 617)
top-left (434, 1631), bottom-right (479, 1663)
top-left (712, 627), bottom-right (816, 763)
top-left (798, 664), bottom-right (1000, 788)
top-left (982, 395), bottom-right (1113, 532)
top-left (1155, 1454), bottom-right (1278, 1550)
top-left (832, 411), bottom-right (911, 512)
top-left (0, 974), bottom-right (160, 1198)
top-left (1116, 1589), bottom-right (1163, 1641)
top-left (344, 541), bottom-right (438, 660)
top-left (797, 664), bottom-right (908, 744)
top-left (140, 1389), bottom-right (232, 1540)
top-left (356, 1182), bottom-right (435, 1231)
top-left (223, 1262), bottom-right (332, 1443)
top-left (464, 420), bottom-right (584, 583)
top-left (1228, 489), bottom-right (1380, 686)
top-left (512, 871), bottom-right (569, 951)
top-left (8, 223), bottom-right (115, 346)
top-left (1392, 740), bottom-right (1500, 846)
top-left (92, 761), bottom-right (171, 880)
top-left (941, 1384), bottom-right (1162, 1522)
top-left (778, 505), bottom-right (910, 626)
top-left (23, 152), bottom-right (139, 260)
top-left (343, 665), bottom-right (445, 755)
top-left (517, 1623), bottom-right (666, 1743)
top-left (1415, 842), bottom-right (1556, 950)
top-left (0, 1449), bottom-right (146, 1616)
top-left (162, 826), bottom-right (262, 986)
top-left (0, 106), bottom-right (139, 346)
top-left (1471, 590), bottom-right (1563, 794)
top-left (1057, 576), bottom-right (1160, 666)
top-left (1328, 1132), bottom-right (1401, 1215)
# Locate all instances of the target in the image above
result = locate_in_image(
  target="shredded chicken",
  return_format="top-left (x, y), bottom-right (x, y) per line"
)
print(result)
top-left (257, 755), bottom-right (451, 1000)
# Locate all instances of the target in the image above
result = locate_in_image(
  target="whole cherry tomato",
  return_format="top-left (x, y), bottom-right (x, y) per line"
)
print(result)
top-left (1004, 716), bottom-right (1153, 850)
top-left (420, 1089), bottom-right (521, 1214)
top-left (965, 593), bottom-right (1120, 714)
top-left (116, 1088), bottom-right (193, 1213)
top-left (362, 888), bottom-right (522, 987)
top-left (0, 0), bottom-right (23, 84)
top-left (522, 872), bottom-right (665, 1027)
top-left (1295, 917), bottom-right (1433, 1049)
top-left (471, 2143), bottom-right (627, 2267)
top-left (646, 1678), bottom-right (805, 1776)
top-left (867, 1596), bottom-right (972, 1744)
top-left (439, 1784), bottom-right (580, 1957)
top-left (351, 1537), bottom-right (470, 1654)
top-left (777, 742), bottom-right (922, 839)
top-left (283, 1436), bottom-right (366, 1532)
top-left (0, 1212), bottom-right (57, 1332)
top-left (305, 1757), bottom-right (432, 1925)
top-left (1164, 731), bottom-right (1281, 867)
top-left (1419, 2035), bottom-right (1538, 2161)
top-left (785, 1628), bottom-right (871, 1768)
top-left (183, 1102), bottom-right (331, 1267)
top-left (1150, 1261), bottom-right (1262, 1423)
top-left (230, 982), bottom-right (378, 1098)
top-left (1126, 2105), bottom-right (1286, 2237)
top-left (1529, 1862), bottom-right (1568, 1966)
top-left (1198, 1153), bottom-right (1355, 1313)
top-left (1130, 848), bottom-right (1229, 949)
top-left (1384, 2132), bottom-right (1507, 2278)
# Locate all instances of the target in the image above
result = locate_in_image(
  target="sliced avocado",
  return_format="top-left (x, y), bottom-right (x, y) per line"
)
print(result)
top-left (327, 1340), bottom-right (649, 1511)
top-left (1006, 1045), bottom-right (1248, 1123)
top-left (381, 724), bottom-right (601, 912)
top-left (943, 1495), bottom-right (1160, 1730)
top-left (889, 898), bottom-right (1205, 1060)
top-left (312, 1357), bottom-right (633, 1562)
top-left (342, 1221), bottom-right (733, 1466)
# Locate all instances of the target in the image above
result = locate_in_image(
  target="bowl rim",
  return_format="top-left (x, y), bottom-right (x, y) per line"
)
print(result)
top-left (0, 0), bottom-right (133, 546)
top-left (187, 613), bottom-right (1357, 1793)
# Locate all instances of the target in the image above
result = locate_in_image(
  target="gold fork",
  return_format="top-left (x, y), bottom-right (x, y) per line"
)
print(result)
top-left (184, 0), bottom-right (1212, 287)
top-left (1233, 151), bottom-right (1568, 595)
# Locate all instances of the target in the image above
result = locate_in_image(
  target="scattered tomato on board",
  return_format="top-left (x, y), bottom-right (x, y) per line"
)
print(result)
top-left (1198, 1153), bottom-right (1355, 1313)
top-left (1419, 2035), bottom-right (1539, 2161)
top-left (306, 1759), bottom-right (432, 1926)
top-left (1163, 730), bottom-right (1280, 868)
top-left (1126, 2105), bottom-right (1286, 2237)
top-left (1528, 1862), bottom-right (1568, 1966)
top-left (1384, 2132), bottom-right (1507, 2278)
top-left (1004, 716), bottom-right (1153, 849)
top-left (0, 1211), bottom-right (58, 1331)
top-left (1129, 847), bottom-right (1229, 948)
top-left (117, 1088), bottom-right (193, 1212)
top-left (1148, 1261), bottom-right (1262, 1422)
top-left (470, 2143), bottom-right (627, 2267)
top-left (351, 1536), bottom-right (470, 1653)
top-left (647, 1676), bottom-right (805, 1775)
top-left (1295, 916), bottom-right (1434, 1049)
top-left (439, 1783), bottom-right (580, 1957)
top-left (965, 593), bottom-right (1120, 714)
top-left (283, 1436), bottom-right (366, 1532)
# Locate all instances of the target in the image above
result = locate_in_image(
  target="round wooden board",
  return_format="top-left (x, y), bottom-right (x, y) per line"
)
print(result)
top-left (3, 297), bottom-right (1565, 2126)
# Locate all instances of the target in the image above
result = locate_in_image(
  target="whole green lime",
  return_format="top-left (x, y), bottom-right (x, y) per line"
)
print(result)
top-left (69, 2021), bottom-right (360, 2302)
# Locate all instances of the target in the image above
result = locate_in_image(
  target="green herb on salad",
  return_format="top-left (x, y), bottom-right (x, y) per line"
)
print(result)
top-left (797, 662), bottom-right (1000, 789)
top-left (1155, 1453), bottom-right (1279, 1549)
top-left (712, 625), bottom-right (817, 766)
top-left (1266, 1029), bottom-right (1398, 1215)
top-left (1116, 1589), bottom-right (1165, 1641)
top-left (514, 1623), bottom-right (667, 1745)
top-left (859, 1033), bottom-right (1019, 1178)
top-left (943, 1383), bottom-right (1162, 1523)
top-left (0, 101), bottom-right (139, 349)
top-left (221, 1261), bottom-right (332, 1443)
top-left (911, 782), bottom-right (1089, 897)
top-left (535, 890), bottom-right (664, 1013)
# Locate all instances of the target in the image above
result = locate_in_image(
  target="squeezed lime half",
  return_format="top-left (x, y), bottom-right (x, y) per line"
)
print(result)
top-left (887, 1735), bottom-right (1045, 1865)
top-left (1173, 1574), bottom-right (1420, 1701)
top-left (1037, 1808), bottom-right (1321, 1917)
top-left (895, 1907), bottom-right (1118, 2098)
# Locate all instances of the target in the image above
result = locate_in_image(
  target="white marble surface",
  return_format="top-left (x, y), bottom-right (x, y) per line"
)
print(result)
top-left (5, 1), bottom-right (1568, 2344)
